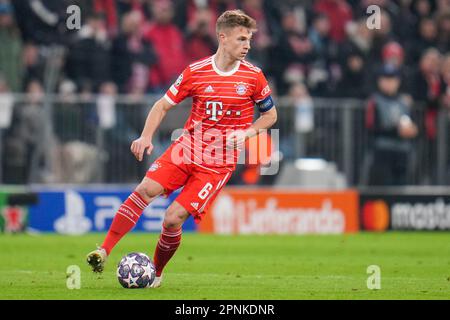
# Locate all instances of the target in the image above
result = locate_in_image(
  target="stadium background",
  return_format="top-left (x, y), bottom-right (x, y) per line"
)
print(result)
top-left (0, 0), bottom-right (449, 300)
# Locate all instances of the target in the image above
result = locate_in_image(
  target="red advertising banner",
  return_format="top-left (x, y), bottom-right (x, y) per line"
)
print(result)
top-left (199, 188), bottom-right (359, 234)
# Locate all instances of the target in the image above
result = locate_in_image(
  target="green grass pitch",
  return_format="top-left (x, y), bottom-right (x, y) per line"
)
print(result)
top-left (0, 232), bottom-right (449, 299)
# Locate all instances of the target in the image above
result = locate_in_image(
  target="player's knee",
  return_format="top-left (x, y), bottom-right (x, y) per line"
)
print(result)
top-left (164, 204), bottom-right (189, 228)
top-left (135, 178), bottom-right (163, 202)
top-left (163, 216), bottom-right (184, 229)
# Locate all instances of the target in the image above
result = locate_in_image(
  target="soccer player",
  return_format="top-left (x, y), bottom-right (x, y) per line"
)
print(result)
top-left (86, 9), bottom-right (277, 288)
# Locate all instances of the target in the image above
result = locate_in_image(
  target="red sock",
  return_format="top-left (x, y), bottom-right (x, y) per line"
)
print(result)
top-left (153, 224), bottom-right (182, 277)
top-left (102, 192), bottom-right (148, 255)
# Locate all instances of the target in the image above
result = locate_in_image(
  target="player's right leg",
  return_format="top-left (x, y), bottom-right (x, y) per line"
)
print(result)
top-left (86, 177), bottom-right (164, 273)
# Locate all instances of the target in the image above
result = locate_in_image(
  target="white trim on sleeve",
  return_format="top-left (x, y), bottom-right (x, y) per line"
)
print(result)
top-left (163, 94), bottom-right (177, 106)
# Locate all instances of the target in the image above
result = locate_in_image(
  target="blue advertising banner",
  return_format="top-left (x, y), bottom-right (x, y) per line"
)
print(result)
top-left (28, 188), bottom-right (196, 234)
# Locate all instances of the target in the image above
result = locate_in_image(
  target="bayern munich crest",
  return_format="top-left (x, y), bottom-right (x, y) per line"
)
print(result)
top-left (235, 83), bottom-right (247, 95)
top-left (148, 161), bottom-right (160, 172)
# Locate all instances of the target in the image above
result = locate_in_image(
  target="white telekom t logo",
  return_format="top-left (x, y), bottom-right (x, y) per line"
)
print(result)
top-left (206, 101), bottom-right (223, 121)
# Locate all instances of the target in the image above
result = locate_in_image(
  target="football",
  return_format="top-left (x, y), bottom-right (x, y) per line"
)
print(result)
top-left (116, 252), bottom-right (156, 289)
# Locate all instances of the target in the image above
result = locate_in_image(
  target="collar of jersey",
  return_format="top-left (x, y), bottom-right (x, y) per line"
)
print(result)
top-left (211, 54), bottom-right (241, 76)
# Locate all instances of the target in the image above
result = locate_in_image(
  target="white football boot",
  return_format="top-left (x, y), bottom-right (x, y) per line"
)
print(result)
top-left (86, 247), bottom-right (108, 273)
top-left (150, 275), bottom-right (163, 288)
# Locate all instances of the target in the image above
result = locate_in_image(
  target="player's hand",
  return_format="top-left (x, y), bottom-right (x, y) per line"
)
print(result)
top-left (130, 136), bottom-right (153, 161)
top-left (226, 130), bottom-right (247, 150)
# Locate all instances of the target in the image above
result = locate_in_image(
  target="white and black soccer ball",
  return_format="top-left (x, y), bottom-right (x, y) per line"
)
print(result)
top-left (116, 252), bottom-right (156, 288)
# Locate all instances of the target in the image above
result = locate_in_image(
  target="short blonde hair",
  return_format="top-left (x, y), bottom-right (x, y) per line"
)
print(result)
top-left (216, 10), bottom-right (257, 34)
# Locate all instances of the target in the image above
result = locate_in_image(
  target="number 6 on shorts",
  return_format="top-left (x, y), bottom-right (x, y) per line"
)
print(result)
top-left (198, 182), bottom-right (213, 200)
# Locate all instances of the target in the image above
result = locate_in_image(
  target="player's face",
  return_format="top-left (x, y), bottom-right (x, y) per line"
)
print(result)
top-left (221, 26), bottom-right (252, 61)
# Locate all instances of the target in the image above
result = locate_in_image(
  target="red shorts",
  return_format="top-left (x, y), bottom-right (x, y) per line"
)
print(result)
top-left (145, 144), bottom-right (233, 222)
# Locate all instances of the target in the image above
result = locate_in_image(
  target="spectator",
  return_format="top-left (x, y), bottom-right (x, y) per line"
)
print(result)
top-left (241, 0), bottom-right (272, 67)
top-left (365, 65), bottom-right (418, 185)
top-left (441, 53), bottom-right (450, 111)
top-left (290, 82), bottom-right (313, 159)
top-left (53, 79), bottom-right (102, 183)
top-left (3, 80), bottom-right (46, 184)
top-left (393, 0), bottom-right (417, 43)
top-left (406, 18), bottom-right (438, 66)
top-left (184, 7), bottom-right (217, 62)
top-left (343, 18), bottom-right (374, 57)
top-left (436, 0), bottom-right (450, 12)
top-left (314, 0), bottom-right (353, 44)
top-left (341, 18), bottom-right (374, 86)
top-left (173, 0), bottom-right (238, 35)
top-left (111, 10), bottom-right (157, 94)
top-left (409, 48), bottom-right (443, 138)
top-left (308, 13), bottom-right (332, 60)
top-left (21, 43), bottom-right (47, 88)
top-left (12, 0), bottom-right (68, 45)
top-left (93, 0), bottom-right (119, 37)
top-left (368, 10), bottom-right (396, 65)
top-left (336, 47), bottom-right (368, 98)
top-left (412, 0), bottom-right (434, 20)
top-left (271, 10), bottom-right (314, 95)
top-left (53, 79), bottom-right (96, 145)
top-left (65, 12), bottom-right (111, 92)
top-left (144, 0), bottom-right (187, 92)
top-left (96, 81), bottom-right (140, 182)
top-left (356, 8), bottom-right (405, 90)
top-left (382, 41), bottom-right (404, 70)
top-left (436, 10), bottom-right (450, 53)
top-left (368, 41), bottom-right (411, 93)
top-left (0, 1), bottom-right (23, 92)
top-left (0, 74), bottom-right (14, 129)
top-left (53, 79), bottom-right (79, 143)
top-left (409, 48), bottom-right (444, 183)
top-left (0, 75), bottom-right (14, 182)
top-left (115, 0), bottom-right (146, 18)
top-left (307, 13), bottom-right (340, 96)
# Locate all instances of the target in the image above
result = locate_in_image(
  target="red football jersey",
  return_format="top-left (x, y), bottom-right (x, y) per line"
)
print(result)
top-left (163, 55), bottom-right (272, 172)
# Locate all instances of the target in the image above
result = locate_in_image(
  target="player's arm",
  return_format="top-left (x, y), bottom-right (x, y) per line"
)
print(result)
top-left (130, 97), bottom-right (175, 161)
top-left (245, 105), bottom-right (277, 139)
top-left (131, 67), bottom-right (191, 161)
top-left (246, 72), bottom-right (277, 139)
top-left (226, 97), bottom-right (277, 149)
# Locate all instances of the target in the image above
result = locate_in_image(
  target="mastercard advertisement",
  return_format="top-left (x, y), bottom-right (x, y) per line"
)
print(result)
top-left (360, 193), bottom-right (450, 231)
top-left (361, 200), bottom-right (390, 232)
top-left (199, 188), bottom-right (359, 234)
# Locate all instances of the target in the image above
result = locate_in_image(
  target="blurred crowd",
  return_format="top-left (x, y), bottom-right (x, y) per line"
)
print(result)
top-left (0, 0), bottom-right (448, 100)
top-left (0, 0), bottom-right (450, 186)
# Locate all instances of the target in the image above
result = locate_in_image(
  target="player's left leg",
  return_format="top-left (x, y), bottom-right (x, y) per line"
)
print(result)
top-left (151, 201), bottom-right (190, 288)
